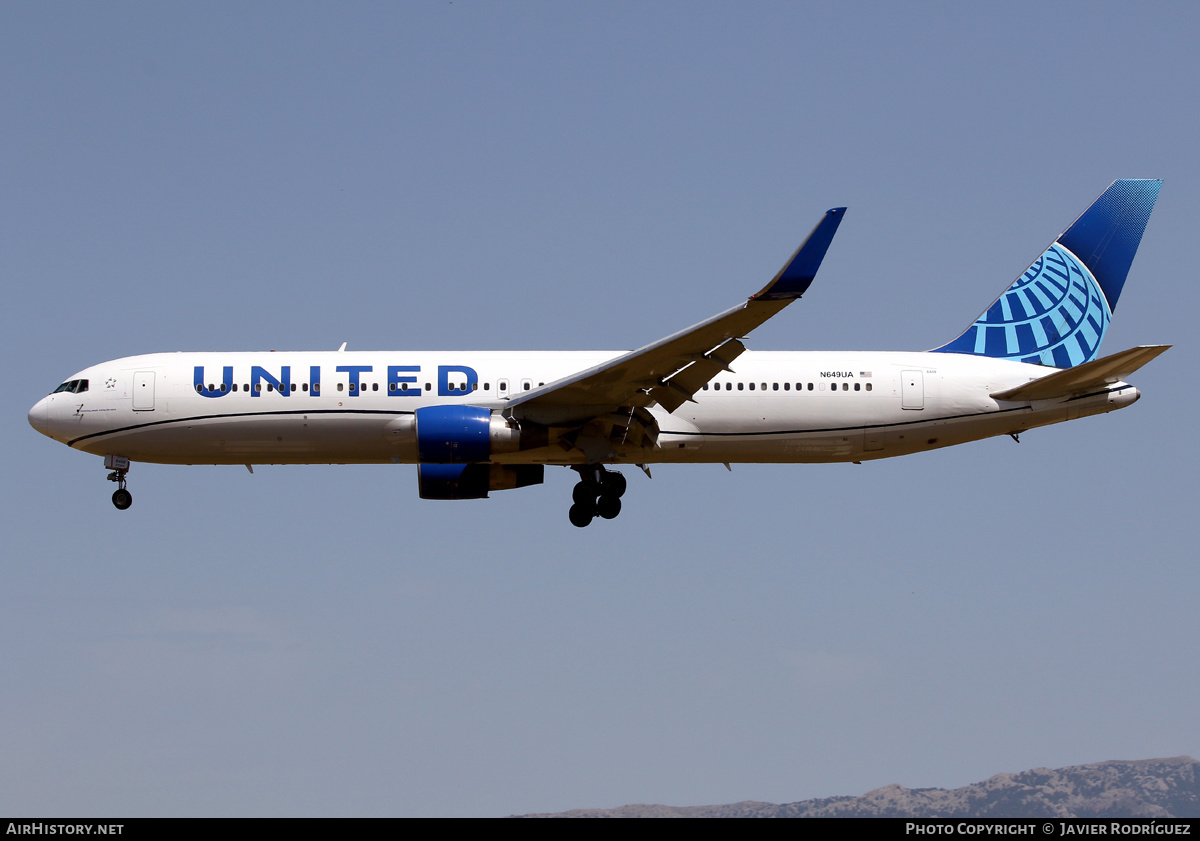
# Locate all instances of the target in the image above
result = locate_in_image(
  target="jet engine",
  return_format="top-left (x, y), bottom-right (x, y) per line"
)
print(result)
top-left (418, 462), bottom-right (544, 500)
top-left (414, 406), bottom-right (520, 463)
top-left (413, 406), bottom-right (541, 499)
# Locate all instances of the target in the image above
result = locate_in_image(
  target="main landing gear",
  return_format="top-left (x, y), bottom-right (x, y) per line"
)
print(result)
top-left (105, 454), bottom-right (132, 510)
top-left (568, 466), bottom-right (627, 528)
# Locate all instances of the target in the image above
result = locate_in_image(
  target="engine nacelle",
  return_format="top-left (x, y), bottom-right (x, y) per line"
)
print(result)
top-left (418, 463), bottom-right (545, 500)
top-left (414, 405), bottom-right (520, 464)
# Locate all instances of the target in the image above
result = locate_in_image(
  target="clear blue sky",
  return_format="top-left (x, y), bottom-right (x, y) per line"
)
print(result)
top-left (3, 1), bottom-right (1197, 817)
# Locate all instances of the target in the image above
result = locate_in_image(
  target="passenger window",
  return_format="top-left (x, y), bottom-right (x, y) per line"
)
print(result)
top-left (737, 383), bottom-right (744, 391)
top-left (302, 383), bottom-right (308, 392)
top-left (866, 383), bottom-right (872, 392)
top-left (726, 383), bottom-right (732, 391)
top-left (372, 383), bottom-right (378, 392)
top-left (773, 383), bottom-right (778, 391)
top-left (749, 383), bottom-right (755, 390)
top-left (221, 383), bottom-right (228, 392)
top-left (484, 383), bottom-right (490, 390)
top-left (256, 384), bottom-right (262, 393)
top-left (292, 383), bottom-right (298, 392)
top-left (784, 383), bottom-right (790, 391)
top-left (807, 383), bottom-right (813, 391)
top-left (425, 383), bottom-right (431, 391)
top-left (843, 383), bottom-right (849, 391)
top-left (337, 383), bottom-right (343, 392)
top-left (195, 384), bottom-right (203, 393)
top-left (854, 383), bottom-right (861, 391)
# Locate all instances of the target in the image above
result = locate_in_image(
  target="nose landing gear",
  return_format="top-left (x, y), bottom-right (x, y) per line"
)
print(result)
top-left (568, 466), bottom-right (627, 527)
top-left (111, 486), bottom-right (132, 510)
top-left (105, 454), bottom-right (132, 510)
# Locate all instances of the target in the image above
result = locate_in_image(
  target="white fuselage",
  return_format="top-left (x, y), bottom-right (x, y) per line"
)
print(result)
top-left (28, 349), bottom-right (1139, 467)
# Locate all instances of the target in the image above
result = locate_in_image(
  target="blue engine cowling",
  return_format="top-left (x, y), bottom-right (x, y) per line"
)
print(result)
top-left (418, 463), bottom-right (545, 500)
top-left (415, 405), bottom-right (520, 463)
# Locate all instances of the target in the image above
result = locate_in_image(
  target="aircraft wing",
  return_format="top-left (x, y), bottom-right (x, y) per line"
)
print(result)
top-left (505, 208), bottom-right (846, 427)
top-left (990, 344), bottom-right (1170, 402)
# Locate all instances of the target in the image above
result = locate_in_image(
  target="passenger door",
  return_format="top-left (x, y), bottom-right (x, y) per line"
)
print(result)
top-left (132, 371), bottom-right (155, 411)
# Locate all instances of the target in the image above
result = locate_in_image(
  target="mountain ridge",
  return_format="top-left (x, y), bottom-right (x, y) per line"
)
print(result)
top-left (512, 756), bottom-right (1200, 818)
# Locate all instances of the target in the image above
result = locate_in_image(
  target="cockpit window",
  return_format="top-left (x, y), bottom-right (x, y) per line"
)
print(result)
top-left (52, 379), bottom-right (88, 395)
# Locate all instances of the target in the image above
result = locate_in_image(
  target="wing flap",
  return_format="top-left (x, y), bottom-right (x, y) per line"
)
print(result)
top-left (991, 345), bottom-right (1170, 402)
top-left (647, 338), bottom-right (747, 412)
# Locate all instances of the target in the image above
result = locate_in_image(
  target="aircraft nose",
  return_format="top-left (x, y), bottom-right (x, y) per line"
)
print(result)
top-left (28, 396), bottom-right (50, 436)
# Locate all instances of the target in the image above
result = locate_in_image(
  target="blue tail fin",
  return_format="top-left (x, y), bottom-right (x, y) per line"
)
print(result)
top-left (932, 179), bottom-right (1161, 368)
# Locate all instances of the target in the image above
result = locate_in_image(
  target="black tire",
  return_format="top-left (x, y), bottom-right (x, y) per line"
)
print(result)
top-left (602, 471), bottom-right (627, 498)
top-left (112, 488), bottom-right (132, 510)
top-left (572, 481), bottom-right (599, 505)
top-left (568, 503), bottom-right (594, 528)
top-left (596, 494), bottom-right (621, 520)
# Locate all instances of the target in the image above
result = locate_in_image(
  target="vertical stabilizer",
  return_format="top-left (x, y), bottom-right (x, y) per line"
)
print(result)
top-left (933, 179), bottom-right (1161, 369)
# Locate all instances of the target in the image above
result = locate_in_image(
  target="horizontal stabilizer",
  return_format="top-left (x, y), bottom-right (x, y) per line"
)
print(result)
top-left (990, 345), bottom-right (1170, 402)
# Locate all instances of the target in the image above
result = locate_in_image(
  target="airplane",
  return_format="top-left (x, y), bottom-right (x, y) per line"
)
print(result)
top-left (28, 179), bottom-right (1167, 527)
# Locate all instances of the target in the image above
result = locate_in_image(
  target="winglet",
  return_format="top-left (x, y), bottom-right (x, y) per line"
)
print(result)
top-left (751, 207), bottom-right (846, 301)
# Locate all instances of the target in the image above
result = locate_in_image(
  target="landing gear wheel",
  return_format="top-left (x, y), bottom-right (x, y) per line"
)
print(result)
top-left (602, 471), bottom-right (627, 498)
top-left (596, 494), bottom-right (621, 520)
top-left (569, 502), bottom-right (595, 528)
top-left (112, 488), bottom-right (133, 510)
top-left (572, 481), bottom-right (599, 505)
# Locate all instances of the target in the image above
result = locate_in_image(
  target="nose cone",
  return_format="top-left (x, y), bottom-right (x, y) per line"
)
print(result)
top-left (29, 396), bottom-right (52, 437)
